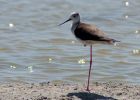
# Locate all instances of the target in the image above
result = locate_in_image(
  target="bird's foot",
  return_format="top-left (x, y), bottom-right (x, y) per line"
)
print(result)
top-left (85, 87), bottom-right (95, 93)
top-left (81, 86), bottom-right (91, 93)
top-left (82, 85), bottom-right (94, 93)
top-left (86, 88), bottom-right (90, 92)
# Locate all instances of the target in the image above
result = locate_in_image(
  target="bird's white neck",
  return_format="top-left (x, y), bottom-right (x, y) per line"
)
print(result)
top-left (71, 21), bottom-right (80, 33)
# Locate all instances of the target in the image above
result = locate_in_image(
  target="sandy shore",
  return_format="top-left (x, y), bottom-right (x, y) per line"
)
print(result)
top-left (0, 81), bottom-right (139, 100)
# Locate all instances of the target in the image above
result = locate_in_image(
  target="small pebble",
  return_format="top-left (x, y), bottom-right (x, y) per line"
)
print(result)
top-left (117, 92), bottom-right (122, 96)
top-left (74, 87), bottom-right (78, 90)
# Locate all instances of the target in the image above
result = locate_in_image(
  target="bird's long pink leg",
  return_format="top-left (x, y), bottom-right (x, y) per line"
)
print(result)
top-left (86, 45), bottom-right (92, 91)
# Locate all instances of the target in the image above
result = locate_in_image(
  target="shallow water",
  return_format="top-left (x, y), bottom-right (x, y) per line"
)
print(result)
top-left (0, 0), bottom-right (140, 84)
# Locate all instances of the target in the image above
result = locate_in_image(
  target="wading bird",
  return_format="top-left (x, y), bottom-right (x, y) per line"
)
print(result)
top-left (59, 12), bottom-right (119, 91)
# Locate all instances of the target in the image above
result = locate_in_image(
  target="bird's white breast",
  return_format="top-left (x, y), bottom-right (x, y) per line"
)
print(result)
top-left (71, 22), bottom-right (79, 34)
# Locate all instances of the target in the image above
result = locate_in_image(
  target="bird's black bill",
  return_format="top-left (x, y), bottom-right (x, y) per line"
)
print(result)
top-left (58, 18), bottom-right (71, 26)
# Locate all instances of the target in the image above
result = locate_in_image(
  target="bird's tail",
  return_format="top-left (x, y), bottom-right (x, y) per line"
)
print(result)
top-left (109, 39), bottom-right (120, 44)
top-left (102, 37), bottom-right (120, 44)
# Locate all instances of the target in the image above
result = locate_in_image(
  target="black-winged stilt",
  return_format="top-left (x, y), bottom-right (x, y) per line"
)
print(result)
top-left (59, 12), bottom-right (119, 91)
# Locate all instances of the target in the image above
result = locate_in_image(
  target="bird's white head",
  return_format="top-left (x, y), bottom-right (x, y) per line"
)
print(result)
top-left (69, 12), bottom-right (80, 23)
top-left (58, 12), bottom-right (80, 26)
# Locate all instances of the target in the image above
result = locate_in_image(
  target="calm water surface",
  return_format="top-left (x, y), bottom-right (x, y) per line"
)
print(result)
top-left (0, 0), bottom-right (140, 84)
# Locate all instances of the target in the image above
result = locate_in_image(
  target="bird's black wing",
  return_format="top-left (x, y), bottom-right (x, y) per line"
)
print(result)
top-left (74, 23), bottom-right (117, 43)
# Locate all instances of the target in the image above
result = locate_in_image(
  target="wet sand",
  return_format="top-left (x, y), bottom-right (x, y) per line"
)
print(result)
top-left (0, 81), bottom-right (139, 100)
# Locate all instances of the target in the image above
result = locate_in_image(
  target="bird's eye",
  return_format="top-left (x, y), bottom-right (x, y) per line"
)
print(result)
top-left (73, 15), bottom-right (76, 17)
